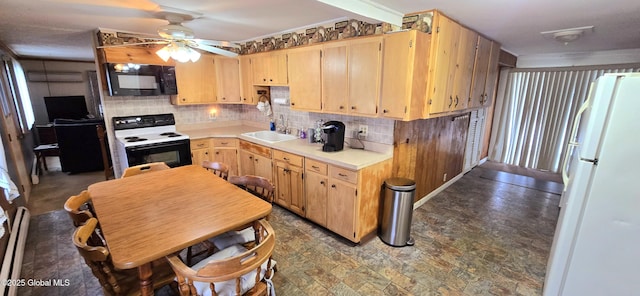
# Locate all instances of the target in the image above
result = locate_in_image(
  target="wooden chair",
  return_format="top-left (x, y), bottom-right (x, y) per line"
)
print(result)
top-left (64, 190), bottom-right (105, 245)
top-left (166, 219), bottom-right (276, 296)
top-left (211, 175), bottom-right (275, 251)
top-left (202, 160), bottom-right (230, 180)
top-left (121, 162), bottom-right (170, 178)
top-left (73, 218), bottom-right (176, 296)
top-left (97, 124), bottom-right (115, 180)
top-left (228, 175), bottom-right (274, 203)
top-left (63, 190), bottom-right (95, 227)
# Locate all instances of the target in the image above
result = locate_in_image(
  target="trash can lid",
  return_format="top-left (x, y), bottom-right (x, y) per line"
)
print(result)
top-left (385, 177), bottom-right (416, 191)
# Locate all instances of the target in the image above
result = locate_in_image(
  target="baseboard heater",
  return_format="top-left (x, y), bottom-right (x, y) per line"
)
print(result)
top-left (0, 207), bottom-right (30, 296)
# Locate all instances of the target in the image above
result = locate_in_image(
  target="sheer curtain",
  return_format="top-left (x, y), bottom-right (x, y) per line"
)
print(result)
top-left (489, 64), bottom-right (640, 173)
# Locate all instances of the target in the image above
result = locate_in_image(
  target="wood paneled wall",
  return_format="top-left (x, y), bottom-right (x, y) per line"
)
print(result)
top-left (393, 113), bottom-right (470, 201)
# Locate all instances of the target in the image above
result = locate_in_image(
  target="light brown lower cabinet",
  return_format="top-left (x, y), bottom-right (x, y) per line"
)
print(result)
top-left (211, 138), bottom-right (239, 177)
top-left (239, 140), bottom-right (273, 183)
top-left (304, 158), bottom-right (392, 243)
top-left (190, 139), bottom-right (211, 166)
top-left (273, 150), bottom-right (304, 216)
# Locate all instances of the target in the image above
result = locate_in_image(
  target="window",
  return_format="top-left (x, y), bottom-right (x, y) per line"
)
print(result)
top-left (2, 58), bottom-right (35, 134)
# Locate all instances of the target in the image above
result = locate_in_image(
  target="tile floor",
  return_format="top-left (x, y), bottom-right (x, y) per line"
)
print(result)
top-left (19, 163), bottom-right (561, 295)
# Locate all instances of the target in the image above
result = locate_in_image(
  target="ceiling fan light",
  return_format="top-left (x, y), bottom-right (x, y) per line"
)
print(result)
top-left (188, 48), bottom-right (201, 62)
top-left (156, 46), bottom-right (172, 62)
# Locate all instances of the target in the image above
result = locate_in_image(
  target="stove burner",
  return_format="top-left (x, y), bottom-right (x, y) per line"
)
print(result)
top-left (126, 137), bottom-right (148, 142)
top-left (160, 132), bottom-right (182, 137)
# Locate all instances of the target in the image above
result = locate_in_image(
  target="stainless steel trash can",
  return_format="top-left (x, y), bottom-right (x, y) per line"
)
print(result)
top-left (379, 177), bottom-right (416, 247)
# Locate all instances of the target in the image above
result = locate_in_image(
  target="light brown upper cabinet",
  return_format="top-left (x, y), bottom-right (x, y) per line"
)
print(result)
top-left (482, 41), bottom-right (501, 107)
top-left (469, 35), bottom-right (492, 109)
top-left (324, 36), bottom-right (382, 117)
top-left (172, 53), bottom-right (217, 105)
top-left (379, 30), bottom-right (430, 121)
top-left (251, 51), bottom-right (288, 86)
top-left (214, 57), bottom-right (241, 103)
top-left (287, 46), bottom-right (322, 111)
top-left (426, 13), bottom-right (461, 115)
top-left (239, 55), bottom-right (256, 104)
top-left (451, 27), bottom-right (478, 111)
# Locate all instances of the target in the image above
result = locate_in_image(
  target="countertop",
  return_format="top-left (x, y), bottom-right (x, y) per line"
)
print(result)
top-left (178, 125), bottom-right (392, 171)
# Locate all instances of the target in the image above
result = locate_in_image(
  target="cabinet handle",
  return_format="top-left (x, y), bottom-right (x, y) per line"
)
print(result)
top-left (351, 106), bottom-right (356, 110)
top-left (291, 102), bottom-right (295, 106)
top-left (338, 173), bottom-right (347, 177)
top-left (249, 156), bottom-right (253, 160)
top-left (339, 106), bottom-right (344, 109)
top-left (383, 109), bottom-right (389, 113)
top-left (221, 142), bottom-right (228, 145)
top-left (455, 96), bottom-right (459, 107)
top-left (312, 165), bottom-right (319, 169)
top-left (255, 159), bottom-right (259, 162)
top-left (205, 151), bottom-right (208, 155)
top-left (448, 96), bottom-right (453, 107)
top-left (331, 184), bottom-right (336, 188)
top-left (269, 79), bottom-right (273, 82)
top-left (263, 78), bottom-right (267, 82)
top-left (222, 97), bottom-right (226, 100)
top-left (243, 98), bottom-right (247, 101)
top-left (320, 181), bottom-right (325, 185)
top-left (215, 151), bottom-right (219, 155)
top-left (283, 157), bottom-right (289, 161)
top-left (181, 98), bottom-right (186, 102)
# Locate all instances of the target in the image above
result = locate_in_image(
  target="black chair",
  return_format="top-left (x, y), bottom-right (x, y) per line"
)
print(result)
top-left (54, 118), bottom-right (105, 173)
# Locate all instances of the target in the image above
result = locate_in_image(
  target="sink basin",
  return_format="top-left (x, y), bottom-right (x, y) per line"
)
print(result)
top-left (241, 131), bottom-right (298, 143)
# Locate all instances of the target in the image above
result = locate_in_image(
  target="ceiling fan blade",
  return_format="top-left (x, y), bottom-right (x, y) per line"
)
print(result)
top-left (193, 43), bottom-right (238, 58)
top-left (97, 41), bottom-right (168, 49)
top-left (194, 39), bottom-right (240, 49)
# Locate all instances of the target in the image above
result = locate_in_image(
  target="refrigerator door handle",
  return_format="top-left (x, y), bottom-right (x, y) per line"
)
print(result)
top-left (562, 95), bottom-right (591, 188)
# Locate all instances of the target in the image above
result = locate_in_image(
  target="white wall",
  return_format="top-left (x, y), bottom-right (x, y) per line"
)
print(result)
top-left (516, 48), bottom-right (640, 68)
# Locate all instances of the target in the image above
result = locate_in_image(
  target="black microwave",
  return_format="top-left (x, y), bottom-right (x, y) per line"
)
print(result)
top-left (105, 63), bottom-right (178, 96)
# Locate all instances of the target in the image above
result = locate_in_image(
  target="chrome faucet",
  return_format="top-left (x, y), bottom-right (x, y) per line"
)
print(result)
top-left (278, 114), bottom-right (289, 134)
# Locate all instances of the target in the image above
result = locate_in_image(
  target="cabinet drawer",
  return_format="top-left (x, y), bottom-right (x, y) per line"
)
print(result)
top-left (212, 138), bottom-right (238, 148)
top-left (305, 158), bottom-right (327, 175)
top-left (190, 139), bottom-right (210, 149)
top-left (239, 140), bottom-right (272, 158)
top-left (330, 166), bottom-right (358, 184)
top-left (273, 150), bottom-right (303, 167)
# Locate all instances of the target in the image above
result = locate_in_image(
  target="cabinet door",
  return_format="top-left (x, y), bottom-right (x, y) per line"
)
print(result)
top-left (305, 171), bottom-right (327, 226)
top-left (451, 27), bottom-right (477, 111)
top-left (270, 52), bottom-right (288, 85)
top-left (322, 42), bottom-right (348, 114)
top-left (288, 47), bottom-right (322, 111)
top-left (238, 149), bottom-right (256, 176)
top-left (253, 153), bottom-right (273, 182)
top-left (213, 148), bottom-right (238, 176)
top-left (191, 148), bottom-right (211, 167)
top-left (428, 15), bottom-right (460, 114)
top-left (174, 53), bottom-right (217, 104)
top-left (239, 56), bottom-right (255, 104)
top-left (469, 35), bottom-right (491, 108)
top-left (327, 181), bottom-right (357, 240)
top-left (482, 41), bottom-right (501, 107)
top-left (380, 31), bottom-right (411, 119)
top-left (275, 164), bottom-right (290, 207)
top-left (215, 57), bottom-right (241, 103)
top-left (288, 165), bottom-right (305, 215)
top-left (251, 53), bottom-right (269, 85)
top-left (348, 37), bottom-right (382, 116)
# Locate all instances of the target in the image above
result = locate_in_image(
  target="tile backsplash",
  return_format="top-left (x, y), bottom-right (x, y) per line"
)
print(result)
top-left (244, 87), bottom-right (395, 145)
top-left (103, 86), bottom-right (395, 145)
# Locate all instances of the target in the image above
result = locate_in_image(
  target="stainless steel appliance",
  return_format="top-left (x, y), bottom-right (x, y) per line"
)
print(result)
top-left (105, 63), bottom-right (177, 96)
top-left (113, 113), bottom-right (191, 175)
top-left (321, 121), bottom-right (345, 152)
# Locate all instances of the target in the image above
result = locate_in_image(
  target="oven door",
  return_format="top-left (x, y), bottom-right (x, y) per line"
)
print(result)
top-left (125, 139), bottom-right (192, 168)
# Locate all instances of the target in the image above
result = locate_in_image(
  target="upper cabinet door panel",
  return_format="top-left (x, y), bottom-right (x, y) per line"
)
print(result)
top-left (322, 42), bottom-right (348, 114)
top-left (287, 46), bottom-right (322, 111)
top-left (348, 36), bottom-right (382, 117)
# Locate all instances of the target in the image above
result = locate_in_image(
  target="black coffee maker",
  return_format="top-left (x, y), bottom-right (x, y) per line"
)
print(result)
top-left (321, 121), bottom-right (345, 152)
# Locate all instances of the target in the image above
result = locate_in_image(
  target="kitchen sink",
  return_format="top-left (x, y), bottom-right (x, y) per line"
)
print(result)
top-left (241, 131), bottom-right (298, 143)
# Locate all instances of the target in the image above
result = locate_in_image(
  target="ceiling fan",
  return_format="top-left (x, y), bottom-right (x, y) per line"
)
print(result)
top-left (99, 11), bottom-right (240, 62)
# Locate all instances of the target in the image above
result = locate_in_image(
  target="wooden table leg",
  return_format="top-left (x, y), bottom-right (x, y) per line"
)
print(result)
top-left (138, 263), bottom-right (154, 296)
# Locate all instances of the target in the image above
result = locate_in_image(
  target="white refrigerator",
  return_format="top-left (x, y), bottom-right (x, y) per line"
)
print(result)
top-left (544, 73), bottom-right (640, 295)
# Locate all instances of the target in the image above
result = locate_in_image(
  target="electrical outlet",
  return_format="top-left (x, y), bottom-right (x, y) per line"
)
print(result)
top-left (358, 125), bottom-right (368, 138)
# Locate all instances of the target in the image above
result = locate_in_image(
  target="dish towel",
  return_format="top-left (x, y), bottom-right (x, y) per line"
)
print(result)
top-left (0, 167), bottom-right (20, 203)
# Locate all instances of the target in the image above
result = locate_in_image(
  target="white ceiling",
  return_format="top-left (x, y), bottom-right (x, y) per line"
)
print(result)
top-left (0, 0), bottom-right (639, 62)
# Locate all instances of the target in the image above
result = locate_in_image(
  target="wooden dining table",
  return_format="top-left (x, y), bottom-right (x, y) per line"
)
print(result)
top-left (88, 164), bottom-right (272, 296)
